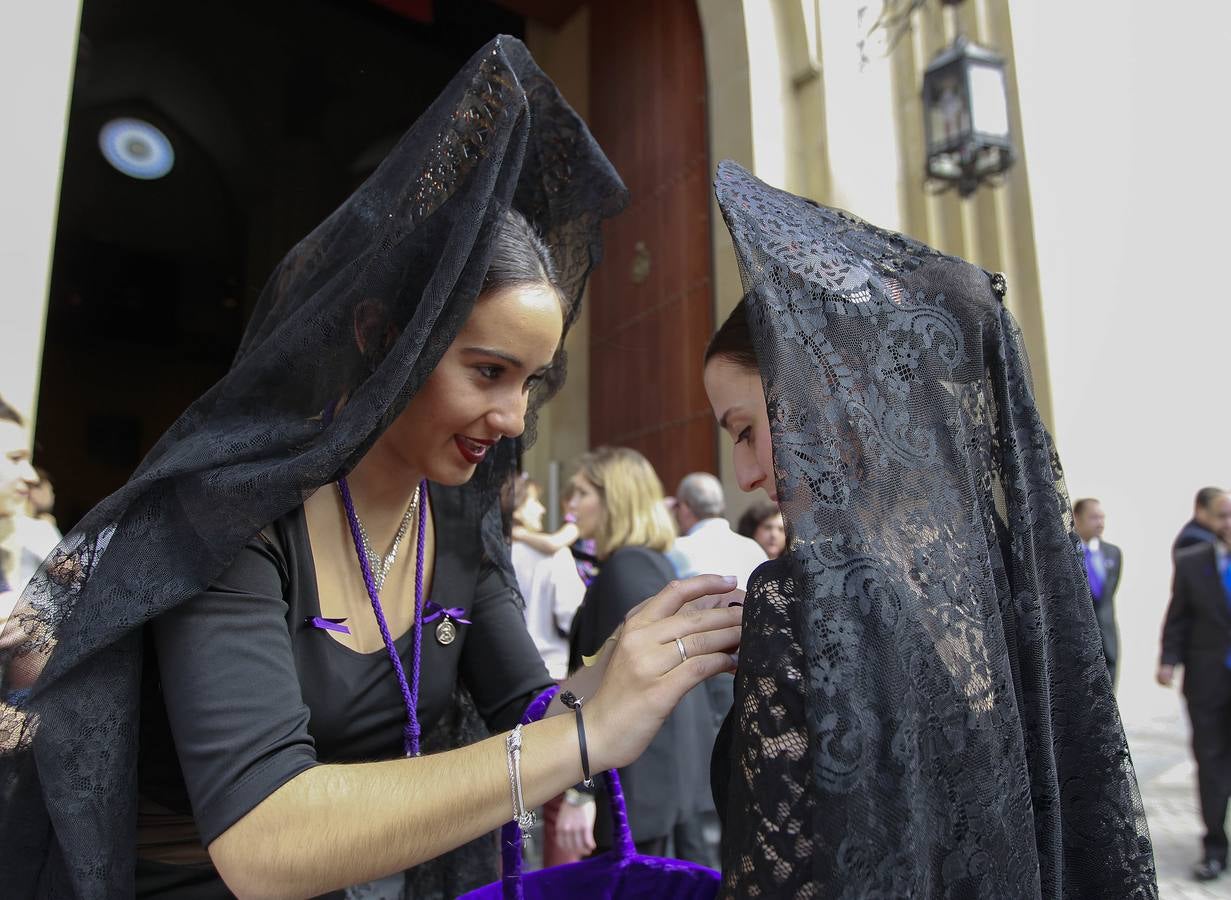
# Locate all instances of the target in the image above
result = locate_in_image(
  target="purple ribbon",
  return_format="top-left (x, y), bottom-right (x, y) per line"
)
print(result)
top-left (306, 616), bottom-right (351, 635)
top-left (422, 601), bottom-right (471, 626)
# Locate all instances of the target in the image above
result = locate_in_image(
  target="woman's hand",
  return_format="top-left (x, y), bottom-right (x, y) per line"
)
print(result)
top-left (554, 794), bottom-right (597, 855)
top-left (584, 574), bottom-right (742, 773)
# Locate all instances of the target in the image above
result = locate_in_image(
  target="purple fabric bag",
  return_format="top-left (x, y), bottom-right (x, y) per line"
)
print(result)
top-left (459, 690), bottom-right (720, 900)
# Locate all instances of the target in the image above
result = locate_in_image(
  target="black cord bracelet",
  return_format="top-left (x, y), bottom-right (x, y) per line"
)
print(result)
top-left (558, 690), bottom-right (593, 786)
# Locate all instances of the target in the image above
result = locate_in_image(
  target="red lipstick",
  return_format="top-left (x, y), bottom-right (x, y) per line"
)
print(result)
top-left (455, 435), bottom-right (494, 464)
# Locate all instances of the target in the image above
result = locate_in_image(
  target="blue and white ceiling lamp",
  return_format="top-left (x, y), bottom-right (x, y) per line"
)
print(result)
top-left (98, 117), bottom-right (175, 180)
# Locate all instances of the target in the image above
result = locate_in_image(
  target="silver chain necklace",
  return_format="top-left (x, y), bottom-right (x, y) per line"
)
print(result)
top-left (339, 483), bottom-right (421, 592)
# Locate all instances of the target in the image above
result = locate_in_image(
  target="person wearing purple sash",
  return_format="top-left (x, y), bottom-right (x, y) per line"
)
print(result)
top-left (1074, 497), bottom-right (1122, 686)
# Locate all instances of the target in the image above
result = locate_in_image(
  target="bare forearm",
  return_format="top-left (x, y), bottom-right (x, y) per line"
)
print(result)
top-left (209, 573), bottom-right (744, 897)
top-left (513, 524), bottom-right (578, 555)
top-left (210, 714), bottom-right (582, 898)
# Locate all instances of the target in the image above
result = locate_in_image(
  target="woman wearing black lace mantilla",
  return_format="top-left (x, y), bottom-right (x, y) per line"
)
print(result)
top-left (0, 40), bottom-right (743, 898)
top-left (702, 162), bottom-right (1158, 898)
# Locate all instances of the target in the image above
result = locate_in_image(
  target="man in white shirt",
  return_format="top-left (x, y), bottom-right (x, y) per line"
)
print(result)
top-left (671, 472), bottom-right (766, 590)
top-left (667, 472), bottom-right (764, 867)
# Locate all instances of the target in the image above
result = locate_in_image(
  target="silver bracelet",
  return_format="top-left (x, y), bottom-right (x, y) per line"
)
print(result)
top-left (505, 724), bottom-right (536, 842)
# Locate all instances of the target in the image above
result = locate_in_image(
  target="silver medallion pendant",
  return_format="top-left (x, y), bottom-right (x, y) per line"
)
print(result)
top-left (435, 617), bottom-right (456, 645)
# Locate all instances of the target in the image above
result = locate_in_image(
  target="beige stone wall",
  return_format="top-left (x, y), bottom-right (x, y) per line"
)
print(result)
top-left (0, 0), bottom-right (82, 437)
top-left (892, 0), bottom-right (1053, 426)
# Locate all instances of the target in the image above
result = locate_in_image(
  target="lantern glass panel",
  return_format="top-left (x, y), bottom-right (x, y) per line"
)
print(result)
top-left (927, 68), bottom-right (971, 152)
top-left (968, 63), bottom-right (1010, 139)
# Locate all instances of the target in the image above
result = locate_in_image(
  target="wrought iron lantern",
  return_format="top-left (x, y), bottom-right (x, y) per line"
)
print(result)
top-left (922, 31), bottom-right (1014, 196)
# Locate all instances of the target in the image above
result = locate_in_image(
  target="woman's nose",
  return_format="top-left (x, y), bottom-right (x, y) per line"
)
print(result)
top-left (487, 393), bottom-right (528, 439)
top-left (735, 457), bottom-right (764, 495)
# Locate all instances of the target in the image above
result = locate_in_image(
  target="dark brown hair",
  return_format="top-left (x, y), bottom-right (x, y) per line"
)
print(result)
top-left (1196, 486), bottom-right (1228, 511)
top-left (737, 499), bottom-right (781, 539)
top-left (1072, 498), bottom-right (1100, 517)
top-left (483, 208), bottom-right (563, 309)
top-left (704, 298), bottom-right (757, 371)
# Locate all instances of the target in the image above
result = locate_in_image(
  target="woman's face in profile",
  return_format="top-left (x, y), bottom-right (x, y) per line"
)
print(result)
top-left (703, 358), bottom-right (776, 501)
top-left (565, 473), bottom-right (603, 540)
top-left (383, 284), bottom-right (563, 486)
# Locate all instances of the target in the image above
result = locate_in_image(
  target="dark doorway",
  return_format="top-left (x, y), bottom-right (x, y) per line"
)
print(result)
top-left (38, 0), bottom-right (523, 529)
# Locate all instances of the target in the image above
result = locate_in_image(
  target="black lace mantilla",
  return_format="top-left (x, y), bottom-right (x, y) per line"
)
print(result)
top-left (0, 37), bottom-right (626, 898)
top-left (714, 161), bottom-right (1156, 898)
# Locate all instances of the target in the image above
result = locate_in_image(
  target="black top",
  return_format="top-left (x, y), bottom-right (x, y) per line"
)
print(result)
top-left (568, 546), bottom-right (715, 846)
top-left (135, 482), bottom-right (552, 888)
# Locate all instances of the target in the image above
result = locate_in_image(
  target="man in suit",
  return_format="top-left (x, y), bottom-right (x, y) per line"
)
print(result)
top-left (1074, 498), bottom-right (1122, 686)
top-left (1174, 486), bottom-right (1229, 559)
top-left (1158, 488), bottom-right (1231, 880)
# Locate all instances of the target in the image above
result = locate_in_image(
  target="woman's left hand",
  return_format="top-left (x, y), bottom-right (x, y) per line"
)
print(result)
top-left (581, 574), bottom-right (744, 774)
top-left (581, 585), bottom-right (745, 673)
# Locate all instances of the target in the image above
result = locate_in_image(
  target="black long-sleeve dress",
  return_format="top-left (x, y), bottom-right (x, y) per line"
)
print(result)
top-left (567, 545), bottom-right (714, 851)
top-left (135, 481), bottom-right (553, 897)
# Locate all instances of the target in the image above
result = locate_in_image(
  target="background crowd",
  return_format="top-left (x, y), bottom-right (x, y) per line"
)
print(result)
top-left (502, 449), bottom-right (780, 869)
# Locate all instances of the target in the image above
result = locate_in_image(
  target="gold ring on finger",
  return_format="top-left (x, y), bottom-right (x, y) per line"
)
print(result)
top-left (675, 636), bottom-right (688, 664)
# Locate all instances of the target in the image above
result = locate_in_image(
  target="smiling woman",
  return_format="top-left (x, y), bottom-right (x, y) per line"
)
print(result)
top-left (0, 39), bottom-right (743, 900)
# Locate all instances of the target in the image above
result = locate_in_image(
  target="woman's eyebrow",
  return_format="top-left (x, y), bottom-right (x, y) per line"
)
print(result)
top-left (461, 346), bottom-right (524, 368)
top-left (462, 346), bottom-right (553, 375)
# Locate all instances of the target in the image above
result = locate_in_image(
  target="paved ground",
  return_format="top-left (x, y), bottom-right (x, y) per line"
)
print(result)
top-left (1128, 696), bottom-right (1231, 899)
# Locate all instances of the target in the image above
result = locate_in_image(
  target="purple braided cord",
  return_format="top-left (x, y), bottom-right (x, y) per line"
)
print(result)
top-left (520, 685), bottom-right (560, 726)
top-left (338, 478), bottom-right (428, 757)
top-left (601, 768), bottom-right (636, 858)
top-left (408, 478), bottom-right (428, 755)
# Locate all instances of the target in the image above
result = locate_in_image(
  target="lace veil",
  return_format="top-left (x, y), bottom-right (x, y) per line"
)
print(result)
top-left (713, 161), bottom-right (1156, 898)
top-left (0, 36), bottom-right (626, 897)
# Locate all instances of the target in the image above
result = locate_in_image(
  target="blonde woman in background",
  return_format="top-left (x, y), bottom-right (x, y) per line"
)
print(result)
top-left (563, 447), bottom-right (725, 865)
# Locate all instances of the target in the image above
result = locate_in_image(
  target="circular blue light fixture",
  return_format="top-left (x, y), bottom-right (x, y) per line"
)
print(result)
top-left (98, 117), bottom-right (175, 180)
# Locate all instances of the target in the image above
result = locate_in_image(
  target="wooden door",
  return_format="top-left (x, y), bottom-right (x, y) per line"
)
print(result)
top-left (586, 0), bottom-right (716, 493)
